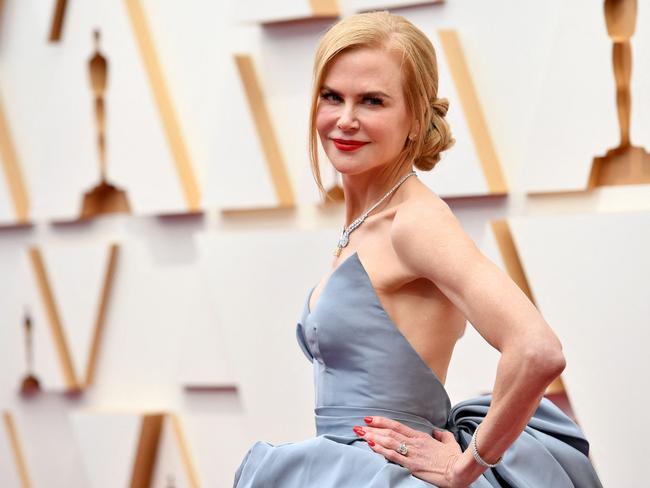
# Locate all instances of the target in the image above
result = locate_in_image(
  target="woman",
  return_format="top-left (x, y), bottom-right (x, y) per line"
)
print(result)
top-left (234, 11), bottom-right (602, 488)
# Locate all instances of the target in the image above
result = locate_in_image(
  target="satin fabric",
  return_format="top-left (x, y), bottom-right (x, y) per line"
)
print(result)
top-left (234, 252), bottom-right (602, 487)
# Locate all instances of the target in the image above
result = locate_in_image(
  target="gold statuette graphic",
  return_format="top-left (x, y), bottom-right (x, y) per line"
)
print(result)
top-left (606, 0), bottom-right (635, 148)
top-left (589, 0), bottom-right (650, 187)
top-left (19, 308), bottom-right (41, 395)
top-left (80, 30), bottom-right (131, 219)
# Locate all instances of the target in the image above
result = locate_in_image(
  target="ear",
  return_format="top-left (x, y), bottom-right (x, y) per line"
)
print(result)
top-left (408, 120), bottom-right (420, 141)
top-left (410, 120), bottom-right (420, 137)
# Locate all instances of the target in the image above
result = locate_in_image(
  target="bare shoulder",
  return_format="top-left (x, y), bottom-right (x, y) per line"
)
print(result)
top-left (391, 186), bottom-right (455, 233)
top-left (390, 183), bottom-right (560, 355)
top-left (390, 185), bottom-right (481, 281)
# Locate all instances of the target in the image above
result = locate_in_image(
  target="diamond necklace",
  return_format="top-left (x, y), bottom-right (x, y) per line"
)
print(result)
top-left (334, 170), bottom-right (417, 257)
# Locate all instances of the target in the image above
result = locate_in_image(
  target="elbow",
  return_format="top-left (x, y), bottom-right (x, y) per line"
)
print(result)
top-left (521, 338), bottom-right (566, 383)
top-left (543, 346), bottom-right (566, 380)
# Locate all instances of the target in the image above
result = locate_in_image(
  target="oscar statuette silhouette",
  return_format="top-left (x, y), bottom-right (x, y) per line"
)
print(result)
top-left (80, 29), bottom-right (131, 218)
top-left (19, 308), bottom-right (41, 395)
top-left (589, 0), bottom-right (650, 187)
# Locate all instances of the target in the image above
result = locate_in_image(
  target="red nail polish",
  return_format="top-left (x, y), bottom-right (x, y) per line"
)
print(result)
top-left (368, 439), bottom-right (375, 446)
top-left (353, 426), bottom-right (365, 435)
top-left (364, 416), bottom-right (373, 424)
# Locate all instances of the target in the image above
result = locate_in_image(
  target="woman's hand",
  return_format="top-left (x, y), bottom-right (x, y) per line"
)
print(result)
top-left (353, 416), bottom-right (465, 487)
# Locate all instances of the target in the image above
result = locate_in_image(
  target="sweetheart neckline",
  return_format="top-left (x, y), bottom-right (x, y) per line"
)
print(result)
top-left (304, 251), bottom-right (449, 392)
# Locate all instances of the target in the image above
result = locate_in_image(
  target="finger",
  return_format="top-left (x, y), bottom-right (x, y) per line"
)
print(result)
top-left (367, 437), bottom-right (412, 470)
top-left (364, 431), bottom-right (404, 453)
top-left (363, 416), bottom-right (417, 438)
top-left (358, 426), bottom-right (408, 442)
top-left (437, 430), bottom-right (457, 444)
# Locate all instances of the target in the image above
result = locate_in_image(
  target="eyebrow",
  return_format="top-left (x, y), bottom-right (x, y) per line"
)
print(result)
top-left (321, 85), bottom-right (392, 99)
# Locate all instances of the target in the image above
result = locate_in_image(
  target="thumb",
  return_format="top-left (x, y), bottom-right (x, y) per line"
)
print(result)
top-left (436, 430), bottom-right (457, 444)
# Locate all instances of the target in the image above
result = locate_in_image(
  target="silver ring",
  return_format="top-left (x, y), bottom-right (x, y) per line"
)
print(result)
top-left (396, 442), bottom-right (408, 456)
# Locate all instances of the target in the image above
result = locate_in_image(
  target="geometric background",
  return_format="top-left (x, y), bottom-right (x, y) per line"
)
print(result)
top-left (2, 0), bottom-right (649, 486)
top-left (511, 212), bottom-right (650, 485)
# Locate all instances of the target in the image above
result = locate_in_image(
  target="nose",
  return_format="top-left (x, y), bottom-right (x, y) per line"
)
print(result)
top-left (336, 104), bottom-right (359, 131)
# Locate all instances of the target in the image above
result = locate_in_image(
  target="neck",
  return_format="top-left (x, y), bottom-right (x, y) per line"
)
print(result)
top-left (341, 164), bottom-right (415, 227)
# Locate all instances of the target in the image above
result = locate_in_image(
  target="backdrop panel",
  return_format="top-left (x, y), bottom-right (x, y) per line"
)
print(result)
top-left (510, 211), bottom-right (650, 486)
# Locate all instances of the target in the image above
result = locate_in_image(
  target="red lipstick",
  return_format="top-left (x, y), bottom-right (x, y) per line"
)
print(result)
top-left (332, 138), bottom-right (369, 152)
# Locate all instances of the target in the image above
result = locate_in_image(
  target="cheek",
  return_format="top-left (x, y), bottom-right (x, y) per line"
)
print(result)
top-left (364, 113), bottom-right (404, 143)
top-left (316, 107), bottom-right (337, 137)
top-left (383, 112), bottom-right (410, 145)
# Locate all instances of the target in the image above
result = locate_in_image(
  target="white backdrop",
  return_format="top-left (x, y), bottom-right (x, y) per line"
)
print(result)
top-left (1, 0), bottom-right (649, 486)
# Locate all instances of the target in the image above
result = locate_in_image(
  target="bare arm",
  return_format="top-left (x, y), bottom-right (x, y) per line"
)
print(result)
top-left (391, 199), bottom-right (565, 486)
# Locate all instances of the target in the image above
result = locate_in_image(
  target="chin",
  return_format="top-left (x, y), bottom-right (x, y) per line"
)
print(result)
top-left (333, 157), bottom-right (394, 176)
top-left (327, 154), bottom-right (370, 172)
top-left (329, 161), bottom-right (368, 176)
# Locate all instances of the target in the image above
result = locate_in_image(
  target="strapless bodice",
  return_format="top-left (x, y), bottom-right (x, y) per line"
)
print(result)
top-left (296, 251), bottom-right (451, 435)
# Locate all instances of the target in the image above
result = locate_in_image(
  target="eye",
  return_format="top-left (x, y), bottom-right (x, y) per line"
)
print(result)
top-left (320, 90), bottom-right (342, 103)
top-left (363, 96), bottom-right (384, 106)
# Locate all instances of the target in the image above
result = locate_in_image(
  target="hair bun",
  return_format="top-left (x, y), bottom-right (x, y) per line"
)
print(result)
top-left (431, 98), bottom-right (449, 117)
top-left (413, 97), bottom-right (455, 172)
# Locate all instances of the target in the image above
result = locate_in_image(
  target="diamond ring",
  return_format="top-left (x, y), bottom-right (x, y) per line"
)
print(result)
top-left (396, 442), bottom-right (408, 456)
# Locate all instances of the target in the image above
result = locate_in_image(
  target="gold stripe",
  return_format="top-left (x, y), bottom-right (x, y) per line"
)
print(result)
top-left (309, 0), bottom-right (339, 16)
top-left (234, 54), bottom-right (295, 208)
top-left (490, 220), bottom-right (533, 302)
top-left (130, 414), bottom-right (164, 488)
top-left (3, 412), bottom-right (32, 488)
top-left (171, 415), bottom-right (200, 488)
top-left (124, 0), bottom-right (201, 211)
top-left (0, 95), bottom-right (30, 222)
top-left (491, 220), bottom-right (566, 395)
top-left (48, 0), bottom-right (68, 42)
top-left (83, 243), bottom-right (120, 387)
top-left (546, 375), bottom-right (566, 395)
top-left (28, 247), bottom-right (79, 391)
top-left (438, 30), bottom-right (507, 195)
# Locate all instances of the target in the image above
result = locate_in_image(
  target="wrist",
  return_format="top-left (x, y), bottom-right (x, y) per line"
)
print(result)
top-left (470, 424), bottom-right (502, 468)
top-left (448, 450), bottom-right (486, 487)
top-left (444, 453), bottom-right (460, 486)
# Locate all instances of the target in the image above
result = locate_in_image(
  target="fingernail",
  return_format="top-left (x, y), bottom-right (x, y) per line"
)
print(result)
top-left (367, 439), bottom-right (375, 446)
top-left (353, 426), bottom-right (365, 435)
top-left (364, 416), bottom-right (373, 424)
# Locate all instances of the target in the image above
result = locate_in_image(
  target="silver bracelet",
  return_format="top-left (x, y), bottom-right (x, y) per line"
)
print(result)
top-left (470, 424), bottom-right (502, 468)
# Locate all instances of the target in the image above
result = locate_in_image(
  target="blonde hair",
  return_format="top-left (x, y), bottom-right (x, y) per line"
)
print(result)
top-left (309, 11), bottom-right (455, 197)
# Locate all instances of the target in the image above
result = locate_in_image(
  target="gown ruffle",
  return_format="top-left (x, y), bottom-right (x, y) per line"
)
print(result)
top-left (234, 252), bottom-right (602, 487)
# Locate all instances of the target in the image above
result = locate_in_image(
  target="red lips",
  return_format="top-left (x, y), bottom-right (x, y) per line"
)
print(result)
top-left (332, 138), bottom-right (369, 152)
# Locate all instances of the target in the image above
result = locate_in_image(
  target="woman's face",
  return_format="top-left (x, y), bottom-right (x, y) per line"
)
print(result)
top-left (316, 47), bottom-right (413, 176)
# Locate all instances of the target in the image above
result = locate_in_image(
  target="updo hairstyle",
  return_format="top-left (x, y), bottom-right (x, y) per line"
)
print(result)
top-left (308, 11), bottom-right (455, 195)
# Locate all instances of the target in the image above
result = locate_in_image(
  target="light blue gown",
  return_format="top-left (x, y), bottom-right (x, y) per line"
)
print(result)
top-left (234, 252), bottom-right (602, 487)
